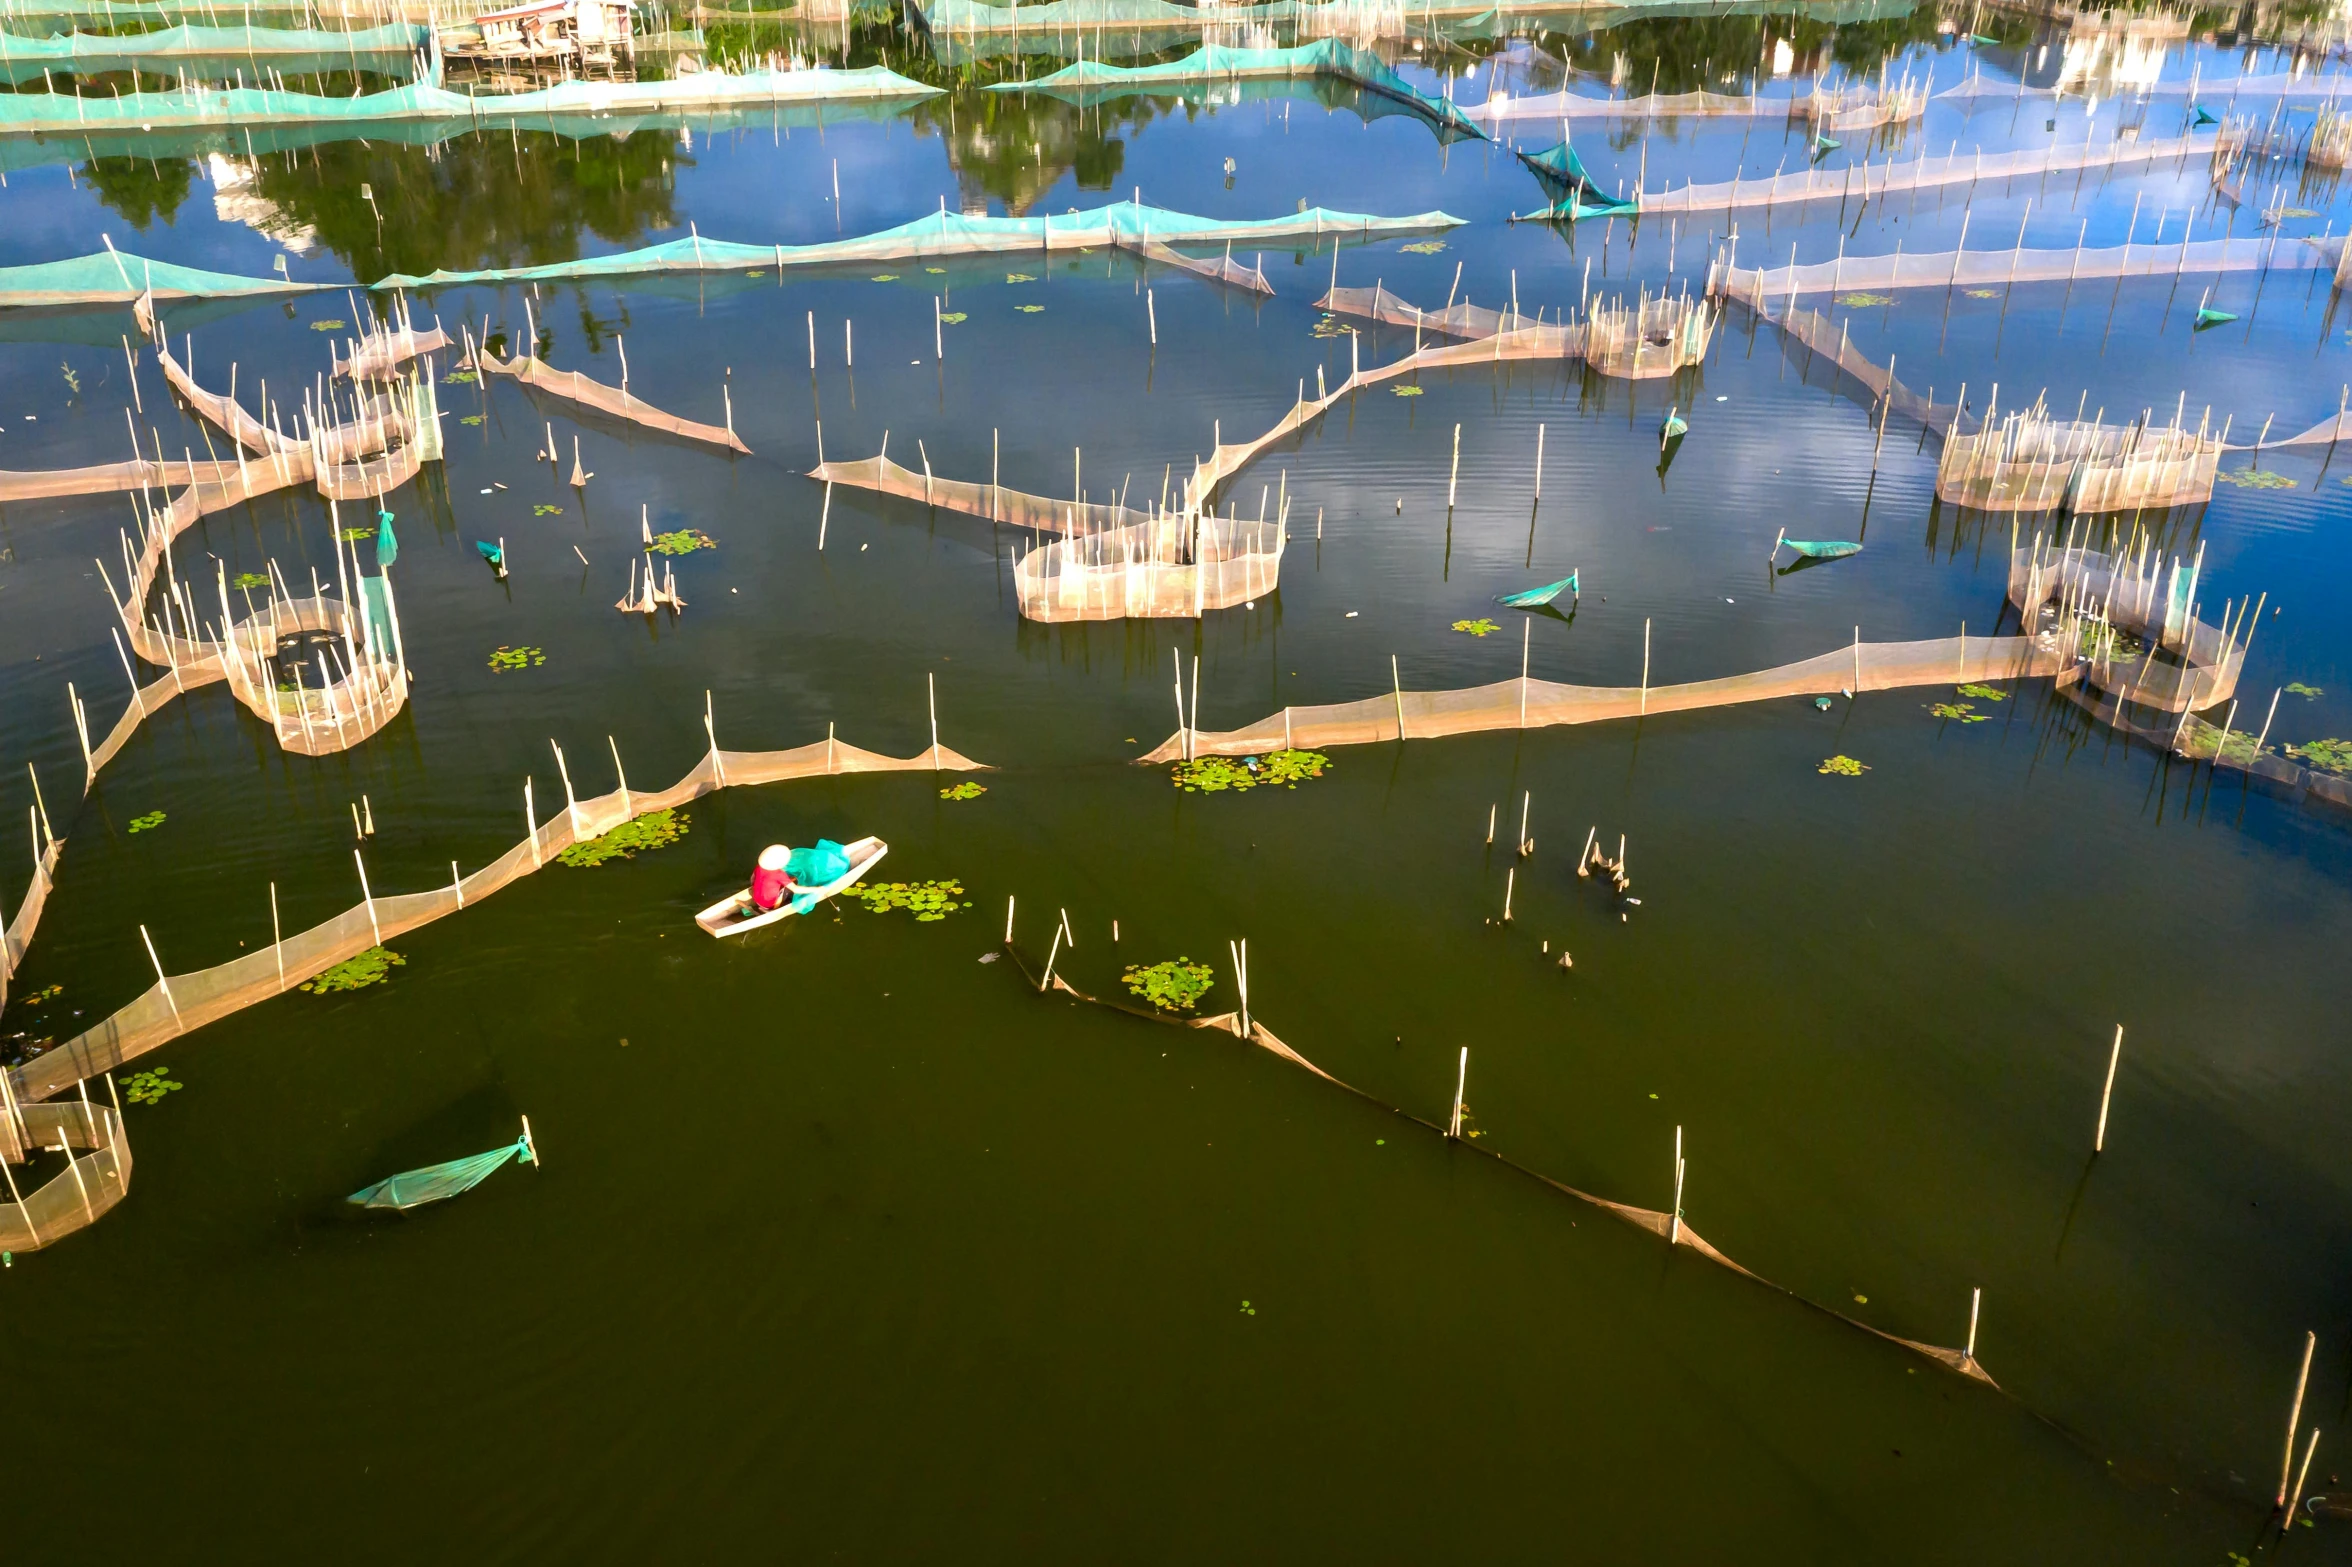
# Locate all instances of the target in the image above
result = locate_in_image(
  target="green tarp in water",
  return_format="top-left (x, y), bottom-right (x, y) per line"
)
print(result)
top-left (348, 1134), bottom-right (533, 1212)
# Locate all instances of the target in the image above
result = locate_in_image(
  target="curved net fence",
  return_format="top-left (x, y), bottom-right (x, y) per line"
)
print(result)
top-left (1470, 76), bottom-right (1925, 130)
top-left (0, 1093), bottom-right (132, 1254)
top-left (1628, 131), bottom-right (2218, 215)
top-left (0, 22), bottom-right (429, 83)
top-left (1707, 230), bottom-right (2339, 302)
top-left (1939, 407), bottom-right (2222, 515)
top-left (1315, 278), bottom-right (1713, 379)
top-left (987, 39), bottom-right (1485, 139)
top-left (465, 336), bottom-right (749, 454)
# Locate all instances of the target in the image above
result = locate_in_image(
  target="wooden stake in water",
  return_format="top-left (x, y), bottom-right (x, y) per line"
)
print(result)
top-left (1448, 1047), bottom-right (1467, 1138)
top-left (1641, 619), bottom-right (1652, 713)
top-left (1965, 1287), bottom-right (1982, 1362)
top-left (2289, 1428), bottom-right (2323, 1524)
top-left (1518, 791), bottom-right (1531, 855)
top-left (1502, 867), bottom-right (1515, 922)
top-left (2280, 1331), bottom-right (2316, 1507)
top-left (1669, 1126), bottom-right (1685, 1244)
top-left (1485, 803), bottom-right (1496, 844)
top-left (1448, 423), bottom-right (1461, 507)
top-left (2094, 1025), bottom-right (2123, 1152)
top-left (1534, 423), bottom-right (1545, 498)
top-left (139, 923), bottom-right (182, 1030)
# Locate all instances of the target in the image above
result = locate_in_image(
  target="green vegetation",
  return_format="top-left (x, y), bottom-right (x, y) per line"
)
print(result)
top-left (1016, 304), bottom-right (1046, 314)
top-left (232, 572), bottom-right (270, 590)
top-left (870, 273), bottom-right (901, 282)
top-left (2287, 738), bottom-right (2352, 774)
top-left (1956, 683), bottom-right (2008, 701)
top-left (2189, 727), bottom-right (2269, 765)
top-left (939, 782), bottom-right (987, 801)
top-left (60, 362), bottom-right (80, 397)
top-left (1835, 292), bottom-right (1893, 307)
top-left (18, 985), bottom-right (60, 1007)
top-left (123, 1067), bottom-right (182, 1106)
top-left (1312, 314), bottom-right (1352, 339)
top-left (2286, 682), bottom-right (2324, 697)
top-left (443, 369), bottom-right (479, 385)
top-left (557, 808), bottom-right (688, 868)
top-left (940, 311), bottom-right (967, 324)
top-left (1170, 749), bottom-right (1331, 792)
top-left (300, 946), bottom-right (404, 994)
top-left (1123, 956), bottom-right (1214, 1013)
top-left (460, 414), bottom-right (485, 426)
top-left (649, 529), bottom-right (715, 556)
top-left (533, 504), bottom-right (564, 516)
top-left (848, 880), bottom-right (970, 921)
top-left (2215, 467), bottom-right (2297, 489)
top-left (339, 526), bottom-right (374, 541)
top-left (1393, 385), bottom-right (1424, 397)
top-left (1928, 702), bottom-right (1990, 723)
top-left (487, 646), bottom-right (546, 672)
top-left (309, 318), bottom-right (348, 332)
top-left (1452, 618), bottom-right (1501, 636)
top-left (1399, 240), bottom-right (1448, 254)
top-left (1005, 272), bottom-right (1036, 284)
top-left (126, 810), bottom-right (166, 833)
top-left (1818, 755), bottom-right (1869, 776)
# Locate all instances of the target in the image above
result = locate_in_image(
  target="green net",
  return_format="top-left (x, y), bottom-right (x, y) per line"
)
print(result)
top-left (0, 22), bottom-right (427, 83)
top-left (990, 39), bottom-right (1485, 140)
top-left (1515, 140), bottom-right (1637, 215)
top-left (347, 1134), bottom-right (533, 1212)
top-left (0, 247), bottom-right (320, 306)
top-left (0, 62), bottom-right (938, 139)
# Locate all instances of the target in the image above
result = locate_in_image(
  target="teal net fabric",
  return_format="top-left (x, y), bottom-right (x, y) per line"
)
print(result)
top-left (1781, 540), bottom-right (1861, 559)
top-left (0, 22), bottom-right (427, 83)
top-left (347, 1137), bottom-right (531, 1212)
top-left (357, 575), bottom-right (394, 654)
top-left (785, 839), bottom-right (853, 913)
top-left (0, 248), bottom-right (320, 306)
top-left (992, 39), bottom-right (1485, 140)
top-left (1513, 141), bottom-right (1638, 218)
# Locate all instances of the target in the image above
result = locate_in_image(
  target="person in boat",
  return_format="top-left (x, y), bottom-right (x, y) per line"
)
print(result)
top-left (749, 844), bottom-right (798, 914)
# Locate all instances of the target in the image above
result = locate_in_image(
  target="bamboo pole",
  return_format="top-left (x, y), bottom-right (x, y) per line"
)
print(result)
top-left (139, 924), bottom-right (182, 1030)
top-left (1448, 1047), bottom-right (1467, 1138)
top-left (2280, 1331), bottom-right (2316, 1507)
top-left (2094, 1025), bottom-right (2123, 1151)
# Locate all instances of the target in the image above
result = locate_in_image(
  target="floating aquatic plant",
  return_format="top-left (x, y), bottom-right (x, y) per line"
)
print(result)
top-left (442, 369), bottom-right (478, 385)
top-left (649, 529), bottom-right (716, 556)
top-left (1393, 384), bottom-right (1423, 397)
top-left (848, 880), bottom-right (970, 920)
top-left (487, 645), bottom-right (546, 672)
top-left (939, 781), bottom-right (987, 801)
top-left (1452, 618), bottom-right (1500, 637)
top-left (126, 810), bottom-right (166, 833)
top-left (925, 267), bottom-right (946, 275)
top-left (870, 273), bottom-right (900, 282)
top-left (1928, 702), bottom-right (1990, 723)
top-left (1311, 315), bottom-right (1352, 339)
top-left (1005, 273), bottom-right (1036, 284)
top-left (460, 414), bottom-right (484, 426)
top-left (557, 807), bottom-right (688, 867)
top-left (2286, 682), bottom-right (2324, 698)
top-left (309, 319), bottom-right (347, 331)
top-left (123, 1067), bottom-right (181, 1106)
top-left (2215, 467), bottom-right (2296, 489)
top-left (300, 946), bottom-right (404, 994)
top-left (18, 984), bottom-right (60, 1007)
top-left (339, 526), bottom-right (373, 541)
top-left (59, 362), bottom-right (79, 396)
top-left (1123, 956), bottom-right (1214, 1013)
top-left (1818, 755), bottom-right (1869, 776)
top-left (2287, 737), bottom-right (2352, 774)
top-left (1016, 304), bottom-right (1045, 314)
top-left (232, 571), bottom-right (269, 590)
top-left (1835, 292), bottom-right (1894, 307)
top-left (940, 311), bottom-right (967, 324)
top-left (2190, 727), bottom-right (2269, 765)
top-left (1170, 749), bottom-right (1330, 792)
top-left (1956, 683), bottom-right (2008, 701)
top-left (532, 503), bottom-right (563, 516)
top-left (1963, 288), bottom-right (2000, 299)
top-left (1399, 240), bottom-right (1448, 254)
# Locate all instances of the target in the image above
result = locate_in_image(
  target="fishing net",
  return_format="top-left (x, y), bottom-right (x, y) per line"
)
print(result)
top-left (1633, 131), bottom-right (2217, 214)
top-left (0, 63), bottom-right (938, 140)
top-left (2008, 539), bottom-right (2252, 715)
top-left (0, 248), bottom-right (319, 309)
top-left (1471, 78), bottom-right (1926, 130)
top-left (8, 728), bottom-right (988, 1106)
top-left (0, 1097), bottom-right (131, 1253)
top-left (0, 22), bottom-right (428, 83)
top-left (1936, 67), bottom-right (2352, 102)
top-left (1316, 279), bottom-right (1712, 378)
top-left (347, 1135), bottom-right (532, 1211)
top-left (1939, 411), bottom-right (2222, 515)
top-left (0, 454), bottom-right (246, 501)
top-left (467, 341), bottom-right (749, 454)
top-left (989, 39), bottom-right (1486, 139)
top-left (1708, 231), bottom-right (2336, 303)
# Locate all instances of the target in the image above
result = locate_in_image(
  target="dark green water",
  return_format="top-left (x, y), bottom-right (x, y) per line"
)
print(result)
top-left (4, 12), bottom-right (2352, 1561)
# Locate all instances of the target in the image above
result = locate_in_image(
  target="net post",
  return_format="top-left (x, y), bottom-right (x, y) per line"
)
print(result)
top-left (1520, 620), bottom-right (1531, 728)
top-left (609, 737), bottom-right (631, 817)
top-left (928, 674), bottom-right (941, 769)
top-left (270, 881), bottom-right (284, 992)
top-left (2093, 1024), bottom-right (2124, 1152)
top-left (1641, 619), bottom-right (1651, 713)
top-left (524, 779), bottom-right (540, 868)
top-left (1391, 654), bottom-right (1405, 740)
top-left (354, 849), bottom-right (381, 948)
top-left (1448, 1047), bottom-right (1467, 1138)
top-left (1966, 1288), bottom-right (1984, 1365)
top-left (1669, 1126), bottom-right (1685, 1244)
top-left (704, 691), bottom-right (726, 787)
top-left (138, 924), bottom-right (182, 1032)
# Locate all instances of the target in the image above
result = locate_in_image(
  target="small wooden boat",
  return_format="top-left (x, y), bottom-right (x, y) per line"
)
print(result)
top-left (694, 836), bottom-right (887, 938)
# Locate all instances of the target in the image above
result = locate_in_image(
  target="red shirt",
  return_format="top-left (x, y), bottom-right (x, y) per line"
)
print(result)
top-left (750, 864), bottom-right (793, 911)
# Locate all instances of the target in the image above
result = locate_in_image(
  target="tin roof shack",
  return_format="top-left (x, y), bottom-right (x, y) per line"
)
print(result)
top-left (439, 0), bottom-right (637, 73)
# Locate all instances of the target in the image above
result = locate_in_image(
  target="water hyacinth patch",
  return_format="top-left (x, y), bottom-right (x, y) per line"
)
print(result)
top-left (557, 808), bottom-right (688, 868)
top-left (126, 810), bottom-right (166, 833)
top-left (442, 369), bottom-right (478, 384)
top-left (1016, 304), bottom-right (1045, 314)
top-left (649, 529), bottom-right (716, 556)
top-left (487, 646), bottom-right (546, 672)
top-left (1170, 750), bottom-right (1330, 792)
top-left (460, 415), bottom-right (485, 426)
top-left (1819, 755), bottom-right (1869, 776)
top-left (123, 1067), bottom-right (182, 1105)
top-left (849, 880), bottom-right (971, 920)
top-left (1452, 618), bottom-right (1500, 637)
top-left (533, 504), bottom-right (564, 516)
top-left (301, 946), bottom-right (405, 994)
top-left (1123, 957), bottom-right (1214, 1013)
top-left (940, 782), bottom-right (987, 801)
top-left (1835, 292), bottom-right (1894, 307)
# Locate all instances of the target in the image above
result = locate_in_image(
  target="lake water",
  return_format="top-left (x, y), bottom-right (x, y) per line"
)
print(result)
top-left (4, 9), bottom-right (2352, 1560)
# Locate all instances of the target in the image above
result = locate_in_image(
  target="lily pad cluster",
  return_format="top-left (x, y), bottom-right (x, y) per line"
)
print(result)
top-left (1452, 618), bottom-right (1500, 637)
top-left (940, 311), bottom-right (968, 324)
top-left (1311, 314), bottom-right (1352, 339)
top-left (1393, 385), bottom-right (1424, 397)
top-left (1956, 683), bottom-right (2008, 702)
top-left (848, 880), bottom-right (971, 920)
top-left (1818, 755), bottom-right (1869, 776)
top-left (533, 503), bottom-right (564, 517)
top-left (308, 319), bottom-right (347, 332)
top-left (939, 782), bottom-right (987, 801)
top-left (126, 810), bottom-right (166, 833)
top-left (1928, 702), bottom-right (1990, 723)
top-left (442, 369), bottom-right (479, 385)
top-left (232, 571), bottom-right (270, 590)
top-left (487, 645), bottom-right (547, 672)
top-left (1399, 240), bottom-right (1448, 255)
top-left (1016, 304), bottom-right (1046, 314)
top-left (1123, 956), bottom-right (1214, 1013)
top-left (649, 529), bottom-right (716, 556)
top-left (123, 1067), bottom-right (182, 1106)
top-left (1169, 749), bottom-right (1331, 792)
top-left (2286, 682), bottom-right (2324, 698)
top-left (301, 946), bottom-right (404, 994)
top-left (557, 808), bottom-right (689, 868)
top-left (2287, 738), bottom-right (2352, 774)
top-left (2215, 467), bottom-right (2296, 489)
top-left (460, 414), bottom-right (485, 426)
top-left (1835, 292), bottom-right (1894, 307)
top-left (1006, 272), bottom-right (1036, 284)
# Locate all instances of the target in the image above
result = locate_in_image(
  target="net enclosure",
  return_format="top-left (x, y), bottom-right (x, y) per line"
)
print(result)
top-left (1469, 74), bottom-right (1927, 131)
top-left (0, 247), bottom-right (322, 309)
top-left (1706, 230), bottom-right (2341, 302)
top-left (0, 22), bottom-right (429, 82)
top-left (465, 338), bottom-right (749, 454)
top-left (0, 1089), bottom-right (132, 1254)
top-left (0, 63), bottom-right (939, 140)
top-left (987, 39), bottom-right (1487, 140)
